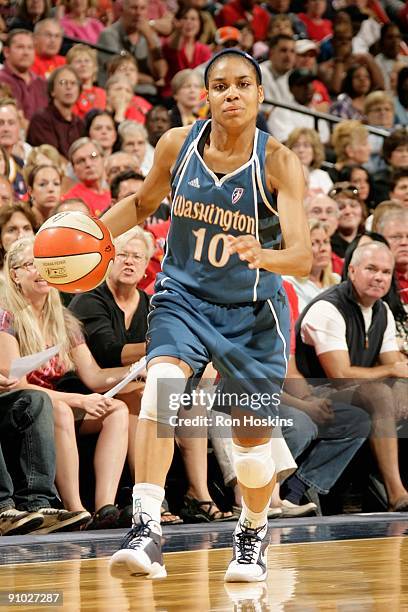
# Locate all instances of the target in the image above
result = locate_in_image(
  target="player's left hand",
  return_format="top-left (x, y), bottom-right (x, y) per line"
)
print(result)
top-left (227, 235), bottom-right (264, 269)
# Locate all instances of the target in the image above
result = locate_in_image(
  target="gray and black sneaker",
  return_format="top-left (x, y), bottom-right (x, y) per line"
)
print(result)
top-left (109, 512), bottom-right (166, 579)
top-left (225, 521), bottom-right (269, 582)
top-left (33, 509), bottom-right (91, 534)
top-left (0, 508), bottom-right (44, 536)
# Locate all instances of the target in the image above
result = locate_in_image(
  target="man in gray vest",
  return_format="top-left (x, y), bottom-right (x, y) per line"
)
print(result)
top-left (296, 241), bottom-right (408, 512)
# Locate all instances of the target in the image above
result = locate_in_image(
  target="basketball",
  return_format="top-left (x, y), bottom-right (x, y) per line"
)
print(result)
top-left (33, 212), bottom-right (115, 293)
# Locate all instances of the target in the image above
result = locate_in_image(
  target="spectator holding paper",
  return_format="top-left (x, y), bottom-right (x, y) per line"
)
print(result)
top-left (0, 237), bottom-right (139, 529)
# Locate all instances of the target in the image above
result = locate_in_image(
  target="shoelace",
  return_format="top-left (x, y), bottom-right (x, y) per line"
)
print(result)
top-left (235, 525), bottom-right (264, 564)
top-left (120, 513), bottom-right (155, 550)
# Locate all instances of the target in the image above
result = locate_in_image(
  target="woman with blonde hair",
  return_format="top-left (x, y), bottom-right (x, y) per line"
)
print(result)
top-left (24, 144), bottom-right (73, 193)
top-left (286, 127), bottom-right (333, 194)
top-left (0, 237), bottom-right (132, 529)
top-left (118, 121), bottom-right (154, 176)
top-left (329, 120), bottom-right (371, 183)
top-left (169, 69), bottom-right (203, 127)
top-left (66, 43), bottom-right (106, 119)
top-left (371, 200), bottom-right (404, 233)
top-left (284, 218), bottom-right (340, 312)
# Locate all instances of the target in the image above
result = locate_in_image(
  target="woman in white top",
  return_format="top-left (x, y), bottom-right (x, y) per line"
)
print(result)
top-left (286, 127), bottom-right (333, 194)
top-left (284, 218), bottom-right (340, 312)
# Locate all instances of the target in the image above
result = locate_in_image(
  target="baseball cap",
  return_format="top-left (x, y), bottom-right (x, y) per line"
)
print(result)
top-left (295, 39), bottom-right (318, 55)
top-left (214, 26), bottom-right (241, 46)
top-left (288, 68), bottom-right (315, 88)
top-left (204, 49), bottom-right (262, 88)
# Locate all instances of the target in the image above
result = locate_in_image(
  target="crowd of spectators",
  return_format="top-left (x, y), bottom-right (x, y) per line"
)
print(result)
top-left (0, 0), bottom-right (408, 536)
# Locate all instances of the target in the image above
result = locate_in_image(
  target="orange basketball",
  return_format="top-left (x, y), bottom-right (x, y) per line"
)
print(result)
top-left (33, 212), bottom-right (115, 293)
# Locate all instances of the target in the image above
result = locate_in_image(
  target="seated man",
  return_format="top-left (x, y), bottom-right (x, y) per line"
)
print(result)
top-left (295, 241), bottom-right (408, 511)
top-left (0, 374), bottom-right (90, 535)
top-left (32, 18), bottom-right (65, 79)
top-left (207, 281), bottom-right (370, 518)
top-left (278, 280), bottom-right (371, 513)
top-left (27, 66), bottom-right (84, 160)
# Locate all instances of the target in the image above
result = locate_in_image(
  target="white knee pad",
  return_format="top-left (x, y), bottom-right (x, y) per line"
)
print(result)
top-left (271, 429), bottom-right (297, 482)
top-left (232, 440), bottom-right (275, 489)
top-left (140, 362), bottom-right (186, 425)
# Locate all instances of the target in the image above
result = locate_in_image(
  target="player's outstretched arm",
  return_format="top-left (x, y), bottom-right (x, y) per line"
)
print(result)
top-left (228, 144), bottom-right (312, 275)
top-left (101, 127), bottom-right (190, 237)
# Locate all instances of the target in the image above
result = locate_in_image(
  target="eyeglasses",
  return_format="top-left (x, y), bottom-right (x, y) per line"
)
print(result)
top-left (13, 260), bottom-right (37, 272)
top-left (309, 207), bottom-right (338, 217)
top-left (41, 32), bottom-right (63, 39)
top-left (328, 184), bottom-right (360, 199)
top-left (57, 79), bottom-right (79, 88)
top-left (386, 234), bottom-right (408, 243)
top-left (116, 252), bottom-right (146, 263)
top-left (72, 151), bottom-right (101, 166)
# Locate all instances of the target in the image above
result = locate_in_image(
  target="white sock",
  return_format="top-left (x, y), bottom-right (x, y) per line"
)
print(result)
top-left (133, 483), bottom-right (164, 532)
top-left (239, 498), bottom-right (270, 530)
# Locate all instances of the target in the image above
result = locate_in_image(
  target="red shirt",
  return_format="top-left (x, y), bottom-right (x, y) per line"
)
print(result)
top-left (72, 86), bottom-right (107, 119)
top-left (138, 219), bottom-right (170, 294)
top-left (62, 183), bottom-right (111, 217)
top-left (125, 95), bottom-right (152, 124)
top-left (331, 252), bottom-right (344, 276)
top-left (32, 54), bottom-right (66, 79)
top-left (312, 79), bottom-right (330, 106)
top-left (298, 13), bottom-right (332, 42)
top-left (283, 280), bottom-right (300, 355)
top-left (215, 0), bottom-right (270, 42)
top-left (396, 269), bottom-right (408, 304)
top-left (162, 41), bottom-right (211, 97)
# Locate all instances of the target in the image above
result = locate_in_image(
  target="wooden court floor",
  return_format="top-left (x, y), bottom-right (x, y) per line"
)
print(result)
top-left (1, 535), bottom-right (408, 611)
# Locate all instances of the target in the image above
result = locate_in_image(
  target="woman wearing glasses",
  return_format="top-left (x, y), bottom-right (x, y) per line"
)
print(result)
top-left (0, 237), bottom-right (132, 529)
top-left (329, 182), bottom-right (367, 260)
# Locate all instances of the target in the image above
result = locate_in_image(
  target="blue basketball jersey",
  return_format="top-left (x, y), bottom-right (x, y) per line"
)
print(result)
top-left (161, 120), bottom-right (283, 304)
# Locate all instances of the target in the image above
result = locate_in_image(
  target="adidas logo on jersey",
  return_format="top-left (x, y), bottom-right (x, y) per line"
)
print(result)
top-left (188, 177), bottom-right (201, 188)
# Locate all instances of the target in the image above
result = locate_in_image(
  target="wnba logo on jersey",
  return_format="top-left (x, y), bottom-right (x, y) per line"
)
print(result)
top-left (232, 187), bottom-right (244, 205)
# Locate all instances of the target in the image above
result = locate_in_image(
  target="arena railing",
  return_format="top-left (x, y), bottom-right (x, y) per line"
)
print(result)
top-left (262, 98), bottom-right (391, 139)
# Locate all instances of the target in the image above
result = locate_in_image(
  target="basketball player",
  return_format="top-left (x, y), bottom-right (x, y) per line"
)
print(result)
top-left (103, 49), bottom-right (312, 582)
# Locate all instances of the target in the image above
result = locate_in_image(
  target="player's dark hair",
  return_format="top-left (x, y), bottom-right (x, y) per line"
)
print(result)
top-left (204, 49), bottom-right (262, 88)
top-left (390, 168), bottom-right (408, 191)
top-left (382, 128), bottom-right (408, 163)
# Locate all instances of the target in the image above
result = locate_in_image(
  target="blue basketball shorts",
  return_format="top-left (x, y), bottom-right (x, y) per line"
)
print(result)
top-left (146, 276), bottom-right (290, 418)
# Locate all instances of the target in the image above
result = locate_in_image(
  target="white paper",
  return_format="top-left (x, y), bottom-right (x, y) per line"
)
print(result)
top-left (104, 357), bottom-right (147, 398)
top-left (10, 345), bottom-right (60, 379)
